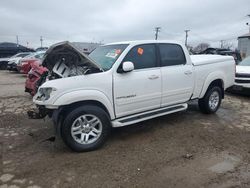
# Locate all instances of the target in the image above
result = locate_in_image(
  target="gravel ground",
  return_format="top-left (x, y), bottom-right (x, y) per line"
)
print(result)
top-left (0, 70), bottom-right (250, 188)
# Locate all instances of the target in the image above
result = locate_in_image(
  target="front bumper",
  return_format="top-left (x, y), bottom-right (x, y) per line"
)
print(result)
top-left (7, 64), bottom-right (18, 71)
top-left (27, 105), bottom-right (62, 136)
top-left (27, 105), bottom-right (52, 119)
top-left (227, 85), bottom-right (250, 94)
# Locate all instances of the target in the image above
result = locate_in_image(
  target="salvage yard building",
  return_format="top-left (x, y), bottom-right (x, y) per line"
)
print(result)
top-left (238, 32), bottom-right (250, 58)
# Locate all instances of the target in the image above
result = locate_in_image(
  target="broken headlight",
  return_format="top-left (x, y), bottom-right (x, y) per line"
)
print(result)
top-left (37, 87), bottom-right (56, 101)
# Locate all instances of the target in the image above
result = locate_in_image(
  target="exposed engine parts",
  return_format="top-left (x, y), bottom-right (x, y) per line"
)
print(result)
top-left (42, 41), bottom-right (102, 80)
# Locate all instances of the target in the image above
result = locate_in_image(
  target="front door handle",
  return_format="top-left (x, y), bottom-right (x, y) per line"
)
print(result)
top-left (184, 71), bottom-right (192, 75)
top-left (148, 75), bottom-right (159, 80)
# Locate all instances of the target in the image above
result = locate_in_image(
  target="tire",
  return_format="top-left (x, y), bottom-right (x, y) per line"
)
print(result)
top-left (198, 86), bottom-right (222, 114)
top-left (61, 105), bottom-right (111, 152)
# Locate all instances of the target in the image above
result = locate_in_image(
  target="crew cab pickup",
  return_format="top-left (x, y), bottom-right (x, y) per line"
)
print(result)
top-left (32, 40), bottom-right (235, 152)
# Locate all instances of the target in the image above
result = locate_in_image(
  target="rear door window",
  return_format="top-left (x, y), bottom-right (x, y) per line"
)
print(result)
top-left (159, 44), bottom-right (186, 66)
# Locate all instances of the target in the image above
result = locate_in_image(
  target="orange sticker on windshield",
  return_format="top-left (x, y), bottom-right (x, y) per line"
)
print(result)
top-left (115, 49), bottom-right (121, 54)
top-left (137, 48), bottom-right (144, 55)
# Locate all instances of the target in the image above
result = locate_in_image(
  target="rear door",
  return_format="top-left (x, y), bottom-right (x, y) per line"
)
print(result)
top-left (113, 44), bottom-right (161, 118)
top-left (159, 43), bottom-right (194, 107)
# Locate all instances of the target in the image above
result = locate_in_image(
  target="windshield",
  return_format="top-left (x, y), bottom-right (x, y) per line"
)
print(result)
top-left (89, 44), bottom-right (128, 71)
top-left (18, 53), bottom-right (31, 58)
top-left (239, 56), bottom-right (250, 66)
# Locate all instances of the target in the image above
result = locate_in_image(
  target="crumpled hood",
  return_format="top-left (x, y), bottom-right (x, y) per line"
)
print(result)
top-left (42, 41), bottom-right (103, 72)
top-left (236, 65), bottom-right (250, 74)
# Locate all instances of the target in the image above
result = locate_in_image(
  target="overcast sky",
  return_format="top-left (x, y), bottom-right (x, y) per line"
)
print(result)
top-left (0, 0), bottom-right (250, 49)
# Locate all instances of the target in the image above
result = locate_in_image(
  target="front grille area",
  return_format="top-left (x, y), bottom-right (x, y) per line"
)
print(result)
top-left (236, 73), bottom-right (250, 78)
top-left (235, 79), bottom-right (250, 83)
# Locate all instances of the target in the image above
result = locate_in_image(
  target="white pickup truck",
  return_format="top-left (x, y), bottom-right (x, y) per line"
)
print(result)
top-left (32, 40), bottom-right (235, 152)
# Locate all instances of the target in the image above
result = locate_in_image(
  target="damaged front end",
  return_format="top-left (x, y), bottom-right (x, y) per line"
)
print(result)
top-left (27, 106), bottom-right (52, 119)
top-left (42, 41), bottom-right (103, 80)
top-left (28, 41), bottom-right (103, 120)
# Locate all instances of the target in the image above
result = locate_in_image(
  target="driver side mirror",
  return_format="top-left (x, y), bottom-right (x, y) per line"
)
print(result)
top-left (118, 61), bottom-right (134, 73)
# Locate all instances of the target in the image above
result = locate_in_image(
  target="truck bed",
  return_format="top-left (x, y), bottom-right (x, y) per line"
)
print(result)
top-left (190, 54), bottom-right (235, 99)
top-left (191, 55), bottom-right (233, 66)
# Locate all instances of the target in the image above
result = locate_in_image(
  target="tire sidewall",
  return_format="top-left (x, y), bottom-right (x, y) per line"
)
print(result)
top-left (61, 105), bottom-right (111, 152)
top-left (204, 86), bottom-right (222, 113)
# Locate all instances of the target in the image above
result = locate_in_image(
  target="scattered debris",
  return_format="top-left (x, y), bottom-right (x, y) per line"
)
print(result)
top-left (28, 132), bottom-right (34, 137)
top-left (41, 136), bottom-right (56, 142)
top-left (183, 153), bottom-right (193, 159)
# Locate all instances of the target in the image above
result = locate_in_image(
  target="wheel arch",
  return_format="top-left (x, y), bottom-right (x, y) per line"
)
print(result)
top-left (199, 72), bottom-right (225, 99)
top-left (53, 100), bottom-right (112, 137)
top-left (53, 90), bottom-right (115, 119)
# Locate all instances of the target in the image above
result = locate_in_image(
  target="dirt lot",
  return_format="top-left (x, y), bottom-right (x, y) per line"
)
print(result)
top-left (0, 70), bottom-right (250, 188)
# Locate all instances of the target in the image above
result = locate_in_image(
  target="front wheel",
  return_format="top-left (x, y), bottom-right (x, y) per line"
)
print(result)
top-left (61, 105), bottom-right (111, 152)
top-left (198, 86), bottom-right (222, 114)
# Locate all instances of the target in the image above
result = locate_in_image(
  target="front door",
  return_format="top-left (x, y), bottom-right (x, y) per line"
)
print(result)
top-left (113, 44), bottom-right (161, 118)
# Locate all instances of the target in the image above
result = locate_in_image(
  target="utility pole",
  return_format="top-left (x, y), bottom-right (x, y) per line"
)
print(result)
top-left (16, 35), bottom-right (19, 47)
top-left (40, 36), bottom-right (43, 47)
top-left (247, 14), bottom-right (250, 33)
top-left (247, 23), bottom-right (250, 33)
top-left (155, 27), bottom-right (161, 40)
top-left (220, 40), bottom-right (224, 48)
top-left (184, 30), bottom-right (190, 46)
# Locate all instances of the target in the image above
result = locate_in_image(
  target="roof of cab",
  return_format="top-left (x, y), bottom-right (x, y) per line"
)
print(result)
top-left (105, 40), bottom-right (184, 46)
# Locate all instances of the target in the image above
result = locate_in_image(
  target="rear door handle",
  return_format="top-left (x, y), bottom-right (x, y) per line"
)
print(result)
top-left (184, 71), bottom-right (192, 75)
top-left (148, 75), bottom-right (159, 80)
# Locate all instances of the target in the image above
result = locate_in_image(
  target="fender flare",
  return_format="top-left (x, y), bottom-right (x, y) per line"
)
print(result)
top-left (53, 90), bottom-right (115, 119)
top-left (199, 71), bottom-right (225, 98)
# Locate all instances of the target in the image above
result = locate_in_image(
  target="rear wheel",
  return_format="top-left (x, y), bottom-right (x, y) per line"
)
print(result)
top-left (61, 105), bottom-right (111, 152)
top-left (198, 86), bottom-right (222, 114)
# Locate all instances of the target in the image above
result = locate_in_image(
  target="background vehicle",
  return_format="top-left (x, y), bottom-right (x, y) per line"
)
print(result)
top-left (25, 62), bottom-right (48, 96)
top-left (0, 57), bottom-right (11, 70)
top-left (0, 42), bottom-right (35, 64)
top-left (200, 48), bottom-right (242, 63)
top-left (31, 41), bottom-right (235, 152)
top-left (17, 51), bottom-right (46, 74)
top-left (6, 52), bottom-right (33, 71)
top-left (36, 47), bottom-right (48, 51)
top-left (229, 56), bottom-right (250, 93)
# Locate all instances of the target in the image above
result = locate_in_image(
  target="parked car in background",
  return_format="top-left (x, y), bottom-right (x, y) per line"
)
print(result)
top-left (17, 51), bottom-right (46, 74)
top-left (30, 41), bottom-right (235, 152)
top-left (200, 48), bottom-right (242, 63)
top-left (7, 52), bottom-right (33, 71)
top-left (0, 57), bottom-right (11, 70)
top-left (36, 47), bottom-right (48, 52)
top-left (25, 62), bottom-right (48, 96)
top-left (230, 56), bottom-right (250, 93)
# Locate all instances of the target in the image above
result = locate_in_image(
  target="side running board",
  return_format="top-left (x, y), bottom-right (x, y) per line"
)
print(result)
top-left (112, 103), bottom-right (188, 127)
